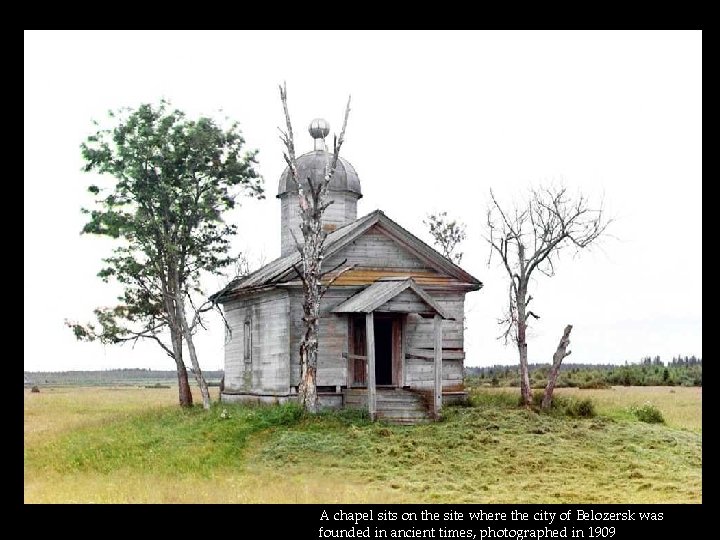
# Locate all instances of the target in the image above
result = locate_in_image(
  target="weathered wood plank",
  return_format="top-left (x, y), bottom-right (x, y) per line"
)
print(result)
top-left (324, 225), bottom-right (432, 271)
top-left (223, 290), bottom-right (290, 394)
top-left (392, 317), bottom-right (402, 387)
top-left (366, 312), bottom-right (376, 421)
top-left (406, 348), bottom-right (466, 360)
top-left (434, 314), bottom-right (442, 419)
top-left (289, 290), bottom-right (349, 387)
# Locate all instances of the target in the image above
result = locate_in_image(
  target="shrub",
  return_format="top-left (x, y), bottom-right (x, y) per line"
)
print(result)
top-left (631, 402), bottom-right (665, 424)
top-left (568, 398), bottom-right (596, 418)
top-left (533, 392), bottom-right (596, 418)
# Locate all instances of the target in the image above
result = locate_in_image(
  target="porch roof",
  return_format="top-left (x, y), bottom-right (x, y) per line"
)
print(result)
top-left (331, 277), bottom-right (452, 319)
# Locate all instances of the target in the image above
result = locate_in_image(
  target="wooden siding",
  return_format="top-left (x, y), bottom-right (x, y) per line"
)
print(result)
top-left (404, 293), bottom-right (465, 389)
top-left (324, 224), bottom-right (431, 271)
top-left (378, 289), bottom-right (434, 314)
top-left (223, 289), bottom-right (290, 394)
top-left (289, 288), bottom-right (350, 388)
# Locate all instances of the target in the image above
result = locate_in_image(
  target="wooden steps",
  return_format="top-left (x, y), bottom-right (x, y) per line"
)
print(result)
top-left (344, 387), bottom-right (432, 425)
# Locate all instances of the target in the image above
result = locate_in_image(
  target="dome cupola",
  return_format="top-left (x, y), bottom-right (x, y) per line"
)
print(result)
top-left (277, 118), bottom-right (363, 256)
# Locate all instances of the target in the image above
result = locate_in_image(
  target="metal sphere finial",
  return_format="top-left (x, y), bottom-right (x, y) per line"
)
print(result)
top-left (308, 118), bottom-right (330, 140)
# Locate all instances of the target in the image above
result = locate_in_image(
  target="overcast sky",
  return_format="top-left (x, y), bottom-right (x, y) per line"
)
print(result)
top-left (24, 30), bottom-right (701, 372)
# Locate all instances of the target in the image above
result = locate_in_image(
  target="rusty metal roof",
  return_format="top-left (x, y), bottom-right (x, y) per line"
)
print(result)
top-left (331, 277), bottom-right (451, 319)
top-left (211, 210), bottom-right (483, 303)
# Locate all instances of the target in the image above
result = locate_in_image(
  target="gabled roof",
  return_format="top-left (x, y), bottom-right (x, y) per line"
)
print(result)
top-left (212, 209), bottom-right (482, 302)
top-left (331, 277), bottom-right (451, 319)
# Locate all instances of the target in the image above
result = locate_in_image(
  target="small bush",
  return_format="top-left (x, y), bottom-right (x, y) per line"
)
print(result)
top-left (534, 392), bottom-right (596, 418)
top-left (529, 390), bottom-right (545, 408)
top-left (568, 398), bottom-right (596, 418)
top-left (631, 402), bottom-right (665, 424)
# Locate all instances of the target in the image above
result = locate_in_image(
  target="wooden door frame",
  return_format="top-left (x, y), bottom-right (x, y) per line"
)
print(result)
top-left (347, 315), bottom-right (367, 388)
top-left (347, 312), bottom-right (405, 388)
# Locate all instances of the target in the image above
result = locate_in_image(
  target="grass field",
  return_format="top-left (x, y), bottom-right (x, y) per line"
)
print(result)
top-left (24, 385), bottom-right (701, 503)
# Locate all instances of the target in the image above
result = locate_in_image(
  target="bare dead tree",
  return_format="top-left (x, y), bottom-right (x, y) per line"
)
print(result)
top-left (485, 184), bottom-right (611, 409)
top-left (543, 324), bottom-right (572, 409)
top-left (278, 82), bottom-right (351, 413)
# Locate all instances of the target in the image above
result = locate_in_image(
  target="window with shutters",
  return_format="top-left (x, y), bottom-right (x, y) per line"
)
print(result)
top-left (243, 319), bottom-right (252, 364)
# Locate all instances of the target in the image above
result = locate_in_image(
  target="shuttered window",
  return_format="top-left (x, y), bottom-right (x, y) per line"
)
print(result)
top-left (243, 319), bottom-right (252, 364)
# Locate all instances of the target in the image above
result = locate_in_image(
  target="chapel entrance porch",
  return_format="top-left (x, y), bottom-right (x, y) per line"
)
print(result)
top-left (334, 277), bottom-right (451, 422)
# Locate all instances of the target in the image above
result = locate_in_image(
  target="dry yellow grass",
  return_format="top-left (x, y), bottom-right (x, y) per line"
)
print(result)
top-left (24, 469), bottom-right (408, 504)
top-left (24, 386), bottom-right (220, 447)
top-left (554, 386), bottom-right (702, 432)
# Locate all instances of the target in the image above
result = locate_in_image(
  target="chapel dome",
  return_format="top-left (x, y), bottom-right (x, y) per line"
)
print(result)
top-left (276, 118), bottom-right (362, 198)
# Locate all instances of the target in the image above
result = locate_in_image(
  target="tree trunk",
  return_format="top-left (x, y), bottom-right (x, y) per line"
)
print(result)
top-left (176, 361), bottom-right (193, 407)
top-left (516, 284), bottom-right (532, 407)
top-left (163, 278), bottom-right (193, 408)
top-left (169, 323), bottom-right (192, 407)
top-left (296, 203), bottom-right (322, 414)
top-left (541, 324), bottom-right (573, 410)
top-left (298, 310), bottom-right (320, 413)
top-left (517, 329), bottom-right (532, 407)
top-left (176, 291), bottom-right (211, 410)
top-left (299, 349), bottom-right (319, 413)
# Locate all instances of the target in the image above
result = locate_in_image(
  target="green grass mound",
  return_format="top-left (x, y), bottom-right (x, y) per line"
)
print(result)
top-left (25, 392), bottom-right (699, 502)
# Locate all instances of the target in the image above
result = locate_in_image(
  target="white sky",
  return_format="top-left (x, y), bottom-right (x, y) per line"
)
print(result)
top-left (24, 30), bottom-right (702, 372)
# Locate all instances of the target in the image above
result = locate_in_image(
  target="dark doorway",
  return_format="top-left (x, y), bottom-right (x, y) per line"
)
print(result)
top-left (374, 317), bottom-right (393, 385)
top-left (348, 314), bottom-right (403, 388)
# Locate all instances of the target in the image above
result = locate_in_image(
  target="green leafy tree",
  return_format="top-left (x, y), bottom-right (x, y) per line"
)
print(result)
top-left (424, 211), bottom-right (467, 264)
top-left (67, 101), bottom-right (263, 408)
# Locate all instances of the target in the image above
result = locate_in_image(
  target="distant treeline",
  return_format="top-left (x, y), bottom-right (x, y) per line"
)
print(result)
top-left (25, 369), bottom-right (224, 387)
top-left (466, 356), bottom-right (702, 388)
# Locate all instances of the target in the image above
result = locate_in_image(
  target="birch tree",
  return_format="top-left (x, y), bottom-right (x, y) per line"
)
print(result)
top-left (424, 211), bottom-right (467, 264)
top-left (67, 101), bottom-right (263, 408)
top-left (485, 184), bottom-right (610, 409)
top-left (278, 83), bottom-right (351, 413)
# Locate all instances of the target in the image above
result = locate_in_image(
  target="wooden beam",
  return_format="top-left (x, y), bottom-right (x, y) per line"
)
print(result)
top-left (366, 312), bottom-right (376, 421)
top-left (406, 348), bottom-right (465, 360)
top-left (401, 314), bottom-right (407, 387)
top-left (434, 314), bottom-right (442, 419)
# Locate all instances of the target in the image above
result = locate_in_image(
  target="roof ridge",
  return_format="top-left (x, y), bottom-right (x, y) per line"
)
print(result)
top-left (211, 208), bottom-right (482, 302)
